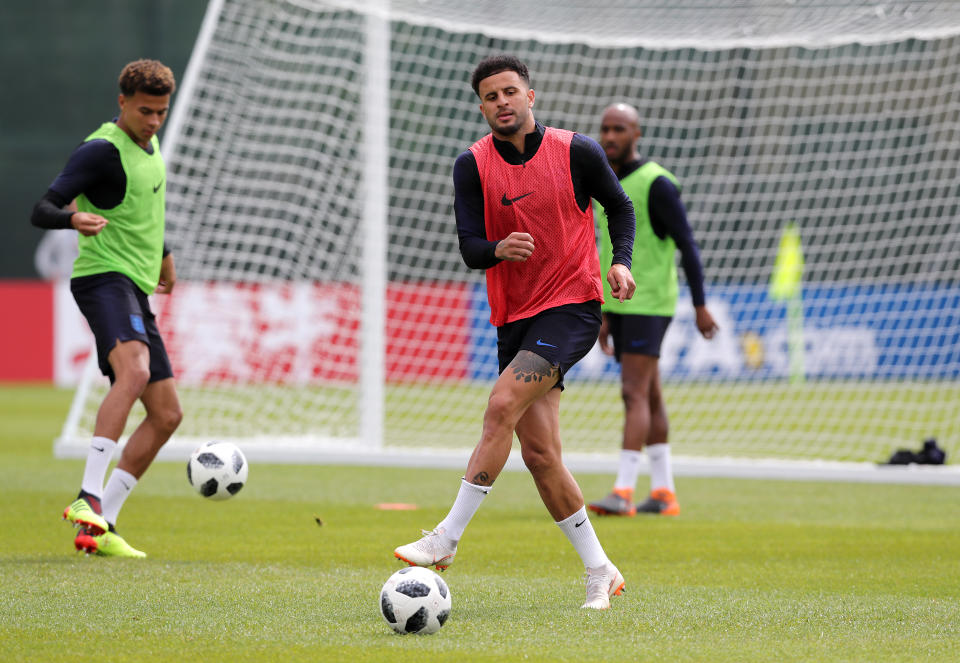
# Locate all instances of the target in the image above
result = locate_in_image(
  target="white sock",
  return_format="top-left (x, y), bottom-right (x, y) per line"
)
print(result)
top-left (101, 468), bottom-right (137, 527)
top-left (646, 443), bottom-right (675, 493)
top-left (556, 506), bottom-right (608, 569)
top-left (436, 479), bottom-right (490, 546)
top-left (613, 449), bottom-right (644, 493)
top-left (80, 436), bottom-right (118, 497)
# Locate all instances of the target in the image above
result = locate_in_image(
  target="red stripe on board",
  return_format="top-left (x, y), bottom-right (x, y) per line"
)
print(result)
top-left (0, 280), bottom-right (54, 380)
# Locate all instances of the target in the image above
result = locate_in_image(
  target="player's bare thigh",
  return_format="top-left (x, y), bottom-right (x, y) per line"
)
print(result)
top-left (485, 350), bottom-right (559, 431)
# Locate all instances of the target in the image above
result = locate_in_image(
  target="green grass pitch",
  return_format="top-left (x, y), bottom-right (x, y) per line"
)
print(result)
top-left (1, 383), bottom-right (959, 662)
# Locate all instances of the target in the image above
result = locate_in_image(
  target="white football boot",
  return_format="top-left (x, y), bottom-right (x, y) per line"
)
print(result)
top-left (393, 528), bottom-right (457, 571)
top-left (582, 561), bottom-right (625, 609)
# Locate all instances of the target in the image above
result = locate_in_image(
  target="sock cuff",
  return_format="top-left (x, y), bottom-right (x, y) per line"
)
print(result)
top-left (109, 468), bottom-right (138, 486)
top-left (92, 436), bottom-right (118, 448)
top-left (461, 478), bottom-right (491, 495)
top-left (555, 505), bottom-right (587, 528)
top-left (646, 443), bottom-right (670, 458)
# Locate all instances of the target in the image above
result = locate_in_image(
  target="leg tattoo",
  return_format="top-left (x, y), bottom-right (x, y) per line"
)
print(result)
top-left (471, 471), bottom-right (493, 486)
top-left (510, 351), bottom-right (559, 385)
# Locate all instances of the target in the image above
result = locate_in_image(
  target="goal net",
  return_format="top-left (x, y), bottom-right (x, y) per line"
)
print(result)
top-left (58, 0), bottom-right (960, 479)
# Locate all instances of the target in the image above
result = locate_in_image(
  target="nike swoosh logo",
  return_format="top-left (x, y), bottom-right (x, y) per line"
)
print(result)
top-left (120, 481), bottom-right (132, 491)
top-left (535, 339), bottom-right (558, 348)
top-left (501, 191), bottom-right (533, 206)
top-left (153, 180), bottom-right (163, 193)
top-left (92, 446), bottom-right (105, 452)
top-left (574, 519), bottom-right (586, 528)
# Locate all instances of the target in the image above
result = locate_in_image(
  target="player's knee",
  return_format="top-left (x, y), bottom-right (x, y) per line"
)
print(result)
top-left (520, 443), bottom-right (560, 475)
top-left (115, 365), bottom-right (151, 396)
top-left (620, 385), bottom-right (648, 410)
top-left (484, 392), bottom-right (520, 431)
top-left (153, 403), bottom-right (183, 435)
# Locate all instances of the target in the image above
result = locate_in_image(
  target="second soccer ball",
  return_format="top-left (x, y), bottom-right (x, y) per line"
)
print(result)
top-left (186, 441), bottom-right (248, 500)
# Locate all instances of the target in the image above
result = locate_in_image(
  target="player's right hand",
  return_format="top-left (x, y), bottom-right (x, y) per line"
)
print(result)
top-left (71, 212), bottom-right (108, 236)
top-left (495, 232), bottom-right (534, 262)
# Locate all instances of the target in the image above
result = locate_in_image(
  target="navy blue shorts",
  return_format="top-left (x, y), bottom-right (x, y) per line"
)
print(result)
top-left (70, 272), bottom-right (174, 384)
top-left (607, 313), bottom-right (672, 361)
top-left (496, 301), bottom-right (601, 390)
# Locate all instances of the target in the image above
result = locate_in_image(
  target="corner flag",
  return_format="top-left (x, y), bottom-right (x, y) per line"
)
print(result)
top-left (769, 222), bottom-right (804, 301)
top-left (770, 222), bottom-right (806, 383)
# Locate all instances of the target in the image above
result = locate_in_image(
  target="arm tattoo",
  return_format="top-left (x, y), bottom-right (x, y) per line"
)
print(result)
top-left (510, 350), bottom-right (559, 385)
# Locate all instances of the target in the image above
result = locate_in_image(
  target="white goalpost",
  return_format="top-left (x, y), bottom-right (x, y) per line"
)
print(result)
top-left (56, 0), bottom-right (960, 483)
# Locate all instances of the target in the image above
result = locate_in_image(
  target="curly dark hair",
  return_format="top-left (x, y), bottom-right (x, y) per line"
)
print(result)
top-left (470, 55), bottom-right (530, 97)
top-left (118, 59), bottom-right (176, 97)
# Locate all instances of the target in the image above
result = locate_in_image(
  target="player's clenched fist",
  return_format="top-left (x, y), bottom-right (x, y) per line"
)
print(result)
top-left (606, 263), bottom-right (636, 303)
top-left (495, 231), bottom-right (535, 262)
top-left (71, 212), bottom-right (109, 236)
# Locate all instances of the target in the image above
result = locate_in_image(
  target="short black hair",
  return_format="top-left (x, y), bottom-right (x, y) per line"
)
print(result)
top-left (471, 55), bottom-right (530, 97)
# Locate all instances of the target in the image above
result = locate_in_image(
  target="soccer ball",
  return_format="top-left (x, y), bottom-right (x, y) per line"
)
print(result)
top-left (186, 441), bottom-right (248, 500)
top-left (379, 566), bottom-right (451, 635)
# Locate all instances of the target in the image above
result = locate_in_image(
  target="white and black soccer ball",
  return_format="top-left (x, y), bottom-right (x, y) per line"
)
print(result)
top-left (379, 566), bottom-right (451, 635)
top-left (186, 441), bottom-right (248, 500)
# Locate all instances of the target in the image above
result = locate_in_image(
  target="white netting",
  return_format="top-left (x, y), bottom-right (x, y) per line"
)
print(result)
top-left (59, 0), bottom-right (960, 469)
top-left (380, 0), bottom-right (960, 48)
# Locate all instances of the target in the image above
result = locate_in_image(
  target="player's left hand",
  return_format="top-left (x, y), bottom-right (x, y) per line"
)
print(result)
top-left (606, 264), bottom-right (636, 303)
top-left (156, 253), bottom-right (177, 294)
